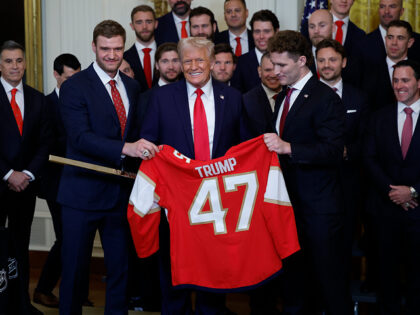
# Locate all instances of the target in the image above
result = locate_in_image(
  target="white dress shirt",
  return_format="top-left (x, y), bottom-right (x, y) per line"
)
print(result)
top-left (186, 79), bottom-right (215, 158)
top-left (135, 41), bottom-right (157, 78)
top-left (275, 71), bottom-right (313, 134)
top-left (332, 15), bottom-right (350, 45)
top-left (320, 78), bottom-right (343, 99)
top-left (173, 12), bottom-right (190, 40)
top-left (93, 61), bottom-right (130, 115)
top-left (397, 99), bottom-right (420, 144)
top-left (55, 86), bottom-right (60, 97)
top-left (158, 78), bottom-right (168, 86)
top-left (1, 76), bottom-right (35, 181)
top-left (255, 47), bottom-right (264, 65)
top-left (379, 24), bottom-right (387, 46)
top-left (229, 29), bottom-right (249, 55)
top-left (261, 83), bottom-right (278, 112)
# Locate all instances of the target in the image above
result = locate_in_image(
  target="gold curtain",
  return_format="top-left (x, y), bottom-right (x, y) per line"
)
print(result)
top-left (153, 0), bottom-right (169, 18)
top-left (349, 0), bottom-right (420, 33)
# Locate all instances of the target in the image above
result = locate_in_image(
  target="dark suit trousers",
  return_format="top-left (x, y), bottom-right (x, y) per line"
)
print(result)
top-left (376, 207), bottom-right (420, 315)
top-left (60, 202), bottom-right (129, 315)
top-left (0, 188), bottom-right (36, 313)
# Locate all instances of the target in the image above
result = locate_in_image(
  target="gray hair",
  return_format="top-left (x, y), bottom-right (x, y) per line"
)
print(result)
top-left (177, 37), bottom-right (214, 61)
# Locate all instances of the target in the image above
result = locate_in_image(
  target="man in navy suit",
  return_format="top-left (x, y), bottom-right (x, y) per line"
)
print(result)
top-left (34, 53), bottom-right (81, 308)
top-left (243, 52), bottom-right (281, 138)
top-left (215, 0), bottom-right (254, 56)
top-left (0, 40), bottom-right (50, 315)
top-left (265, 30), bottom-right (352, 315)
top-left (316, 38), bottom-right (369, 275)
top-left (155, 0), bottom-right (192, 44)
top-left (364, 59), bottom-right (420, 314)
top-left (140, 36), bottom-right (249, 315)
top-left (58, 20), bottom-right (158, 315)
top-left (231, 10), bottom-right (279, 93)
top-left (124, 5), bottom-right (159, 91)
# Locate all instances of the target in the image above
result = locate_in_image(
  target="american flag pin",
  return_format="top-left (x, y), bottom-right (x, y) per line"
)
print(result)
top-left (220, 95), bottom-right (224, 99)
top-left (304, 94), bottom-right (309, 98)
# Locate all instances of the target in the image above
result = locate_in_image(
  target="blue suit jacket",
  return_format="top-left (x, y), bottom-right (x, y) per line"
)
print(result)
top-left (57, 64), bottom-right (141, 210)
top-left (242, 84), bottom-right (276, 138)
top-left (155, 12), bottom-right (180, 45)
top-left (230, 49), bottom-right (260, 93)
top-left (140, 78), bottom-right (250, 159)
top-left (215, 29), bottom-right (255, 52)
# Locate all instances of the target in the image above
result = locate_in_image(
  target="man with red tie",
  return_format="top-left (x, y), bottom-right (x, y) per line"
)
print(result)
top-left (58, 20), bottom-right (158, 315)
top-left (140, 36), bottom-right (250, 314)
top-left (364, 59), bottom-right (420, 314)
top-left (0, 40), bottom-right (50, 315)
top-left (264, 30), bottom-right (351, 315)
top-left (124, 5), bottom-right (159, 91)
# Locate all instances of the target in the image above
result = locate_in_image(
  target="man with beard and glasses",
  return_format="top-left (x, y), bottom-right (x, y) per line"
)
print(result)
top-left (189, 6), bottom-right (217, 42)
top-left (124, 5), bottom-right (159, 91)
top-left (155, 0), bottom-right (192, 44)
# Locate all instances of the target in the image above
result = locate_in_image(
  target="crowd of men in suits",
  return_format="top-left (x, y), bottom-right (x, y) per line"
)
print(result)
top-left (0, 0), bottom-right (419, 314)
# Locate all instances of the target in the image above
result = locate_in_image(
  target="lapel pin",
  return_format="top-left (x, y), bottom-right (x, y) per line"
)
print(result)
top-left (304, 94), bottom-right (309, 98)
top-left (220, 94), bottom-right (224, 99)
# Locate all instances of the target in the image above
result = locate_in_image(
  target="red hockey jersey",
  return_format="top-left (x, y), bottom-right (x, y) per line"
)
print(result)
top-left (128, 135), bottom-right (300, 290)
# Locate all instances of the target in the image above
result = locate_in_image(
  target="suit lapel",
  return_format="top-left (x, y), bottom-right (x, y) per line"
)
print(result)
top-left (403, 106), bottom-right (420, 160)
top-left (0, 83), bottom-right (23, 137)
top-left (121, 74), bottom-right (135, 140)
top-left (175, 80), bottom-right (195, 155)
top-left (257, 85), bottom-right (274, 121)
top-left (212, 80), bottom-right (226, 157)
top-left (129, 45), bottom-right (148, 88)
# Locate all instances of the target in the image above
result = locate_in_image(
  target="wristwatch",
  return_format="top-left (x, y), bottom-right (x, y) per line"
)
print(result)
top-left (410, 186), bottom-right (418, 198)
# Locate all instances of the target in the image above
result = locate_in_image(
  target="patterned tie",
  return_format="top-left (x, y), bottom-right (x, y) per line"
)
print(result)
top-left (143, 48), bottom-right (152, 88)
top-left (235, 37), bottom-right (242, 57)
top-left (109, 80), bottom-right (127, 138)
top-left (181, 21), bottom-right (188, 38)
top-left (401, 107), bottom-right (414, 159)
top-left (335, 20), bottom-right (345, 44)
top-left (193, 89), bottom-right (210, 161)
top-left (10, 88), bottom-right (23, 135)
top-left (279, 87), bottom-right (295, 137)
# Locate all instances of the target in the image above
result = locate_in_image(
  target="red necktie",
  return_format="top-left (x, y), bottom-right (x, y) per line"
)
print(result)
top-left (272, 94), bottom-right (278, 101)
top-left (10, 88), bottom-right (23, 135)
top-left (279, 87), bottom-right (295, 137)
top-left (109, 80), bottom-right (127, 138)
top-left (193, 89), bottom-right (210, 161)
top-left (235, 37), bottom-right (242, 57)
top-left (143, 48), bottom-right (152, 88)
top-left (335, 20), bottom-right (344, 44)
top-left (401, 107), bottom-right (414, 159)
top-left (181, 21), bottom-right (188, 39)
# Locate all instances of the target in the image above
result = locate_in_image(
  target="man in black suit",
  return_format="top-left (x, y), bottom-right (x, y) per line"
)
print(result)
top-left (211, 43), bottom-right (237, 85)
top-left (243, 52), bottom-right (281, 137)
top-left (155, 0), bottom-right (191, 44)
top-left (189, 7), bottom-right (217, 41)
top-left (364, 59), bottom-right (420, 314)
top-left (264, 30), bottom-right (352, 315)
top-left (316, 38), bottom-right (369, 273)
top-left (231, 10), bottom-right (279, 93)
top-left (124, 5), bottom-right (159, 91)
top-left (34, 53), bottom-right (81, 308)
top-left (0, 40), bottom-right (50, 315)
top-left (215, 0), bottom-right (254, 56)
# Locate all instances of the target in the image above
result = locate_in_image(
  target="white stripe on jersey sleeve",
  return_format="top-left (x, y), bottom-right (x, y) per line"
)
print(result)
top-left (264, 166), bottom-right (291, 206)
top-left (129, 171), bottom-right (160, 217)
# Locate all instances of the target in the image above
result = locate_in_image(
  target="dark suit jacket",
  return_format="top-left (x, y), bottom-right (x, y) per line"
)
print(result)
top-left (155, 12), bottom-right (180, 45)
top-left (273, 75), bottom-right (345, 215)
top-left (242, 84), bottom-right (276, 137)
top-left (0, 83), bottom-right (51, 194)
top-left (57, 64), bottom-right (141, 210)
top-left (215, 29), bottom-right (255, 52)
top-left (230, 49), bottom-right (260, 93)
top-left (140, 78), bottom-right (250, 159)
top-left (364, 103), bottom-right (420, 217)
top-left (124, 44), bottom-right (159, 92)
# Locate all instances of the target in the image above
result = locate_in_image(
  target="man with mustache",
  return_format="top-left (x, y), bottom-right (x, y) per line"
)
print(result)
top-left (155, 0), bottom-right (192, 44)
top-left (125, 5), bottom-right (159, 91)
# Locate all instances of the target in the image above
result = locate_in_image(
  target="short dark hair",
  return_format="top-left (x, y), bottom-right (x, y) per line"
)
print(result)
top-left (315, 39), bottom-right (347, 59)
top-left (53, 53), bottom-right (81, 75)
top-left (0, 40), bottom-right (25, 56)
top-left (214, 43), bottom-right (238, 64)
top-left (224, 0), bottom-right (247, 8)
top-left (394, 59), bottom-right (420, 80)
top-left (131, 4), bottom-right (156, 21)
top-left (268, 30), bottom-right (313, 67)
top-left (155, 42), bottom-right (178, 63)
top-left (93, 20), bottom-right (126, 44)
top-left (250, 10), bottom-right (279, 32)
top-left (387, 20), bottom-right (413, 38)
top-left (189, 7), bottom-right (216, 26)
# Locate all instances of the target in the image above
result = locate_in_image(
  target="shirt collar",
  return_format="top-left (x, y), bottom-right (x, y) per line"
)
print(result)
top-left (172, 11), bottom-right (188, 24)
top-left (320, 77), bottom-right (343, 93)
top-left (261, 83), bottom-right (278, 99)
top-left (386, 56), bottom-right (396, 70)
top-left (398, 98), bottom-right (420, 114)
top-left (55, 86), bottom-right (60, 97)
top-left (332, 14), bottom-right (349, 25)
top-left (135, 40), bottom-right (157, 52)
top-left (290, 70), bottom-right (313, 92)
top-left (93, 61), bottom-right (122, 86)
top-left (186, 78), bottom-right (213, 98)
top-left (229, 29), bottom-right (248, 41)
top-left (158, 78), bottom-right (168, 86)
top-left (379, 24), bottom-right (387, 42)
top-left (254, 47), bottom-right (264, 65)
top-left (1, 76), bottom-right (23, 94)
